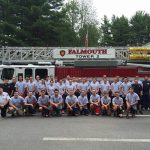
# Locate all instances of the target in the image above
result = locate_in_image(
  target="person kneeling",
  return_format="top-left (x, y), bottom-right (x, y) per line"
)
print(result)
top-left (38, 90), bottom-right (50, 117)
top-left (66, 90), bottom-right (79, 116)
top-left (8, 91), bottom-right (24, 117)
top-left (112, 91), bottom-right (123, 118)
top-left (101, 91), bottom-right (111, 116)
top-left (90, 90), bottom-right (101, 116)
top-left (24, 91), bottom-right (37, 115)
top-left (126, 87), bottom-right (139, 119)
top-left (50, 89), bottom-right (63, 116)
top-left (0, 86), bottom-right (10, 118)
top-left (78, 90), bottom-right (89, 116)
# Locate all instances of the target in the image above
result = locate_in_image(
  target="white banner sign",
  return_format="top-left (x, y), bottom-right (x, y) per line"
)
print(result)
top-left (53, 48), bottom-right (115, 59)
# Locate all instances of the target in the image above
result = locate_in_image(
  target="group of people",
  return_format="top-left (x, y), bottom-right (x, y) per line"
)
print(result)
top-left (0, 75), bottom-right (150, 119)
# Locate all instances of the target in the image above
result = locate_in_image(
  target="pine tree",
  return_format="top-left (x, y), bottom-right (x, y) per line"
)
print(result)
top-left (0, 0), bottom-right (64, 46)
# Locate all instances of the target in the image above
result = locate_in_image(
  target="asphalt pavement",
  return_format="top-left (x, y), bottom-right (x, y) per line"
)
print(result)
top-left (0, 113), bottom-right (150, 150)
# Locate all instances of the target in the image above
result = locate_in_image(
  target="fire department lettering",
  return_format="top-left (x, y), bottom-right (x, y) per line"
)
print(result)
top-left (68, 49), bottom-right (107, 55)
top-left (54, 48), bottom-right (116, 59)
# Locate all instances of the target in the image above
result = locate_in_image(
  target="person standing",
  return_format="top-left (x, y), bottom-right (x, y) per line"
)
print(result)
top-left (46, 80), bottom-right (55, 97)
top-left (26, 77), bottom-right (36, 95)
top-left (34, 75), bottom-right (41, 99)
top-left (78, 78), bottom-right (89, 93)
top-left (100, 75), bottom-right (110, 84)
top-left (16, 76), bottom-right (26, 98)
top-left (38, 79), bottom-right (46, 96)
top-left (100, 79), bottom-right (111, 96)
top-left (45, 76), bottom-right (50, 87)
top-left (132, 76), bottom-right (143, 87)
top-left (10, 77), bottom-right (16, 97)
top-left (89, 78), bottom-right (100, 94)
top-left (132, 79), bottom-right (143, 114)
top-left (120, 77), bottom-right (131, 109)
top-left (66, 79), bottom-right (76, 95)
top-left (1, 79), bottom-right (12, 96)
top-left (142, 76), bottom-right (150, 110)
top-left (110, 77), bottom-right (121, 98)
top-left (57, 79), bottom-right (66, 113)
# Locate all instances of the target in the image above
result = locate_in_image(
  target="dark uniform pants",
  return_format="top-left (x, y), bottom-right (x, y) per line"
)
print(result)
top-left (142, 93), bottom-right (150, 109)
top-left (0, 102), bottom-right (9, 117)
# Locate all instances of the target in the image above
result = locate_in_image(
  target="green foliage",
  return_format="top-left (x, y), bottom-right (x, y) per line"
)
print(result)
top-left (0, 0), bottom-right (150, 47)
top-left (130, 11), bottom-right (150, 46)
top-left (79, 24), bottom-right (101, 47)
top-left (100, 11), bottom-right (150, 46)
top-left (101, 16), bottom-right (113, 46)
top-left (0, 0), bottom-right (65, 46)
top-left (111, 15), bottom-right (130, 46)
top-left (63, 0), bottom-right (101, 47)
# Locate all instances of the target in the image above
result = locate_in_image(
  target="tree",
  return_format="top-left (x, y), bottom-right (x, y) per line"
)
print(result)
top-left (57, 11), bottom-right (79, 47)
top-left (100, 12), bottom-right (150, 46)
top-left (63, 0), bottom-right (101, 47)
top-left (78, 0), bottom-right (97, 29)
top-left (79, 23), bottom-right (101, 47)
top-left (0, 0), bottom-right (64, 46)
top-left (111, 15), bottom-right (130, 46)
top-left (130, 11), bottom-right (150, 46)
top-left (100, 15), bottom-right (113, 46)
top-left (63, 0), bottom-right (80, 31)
top-left (60, 0), bottom-right (80, 46)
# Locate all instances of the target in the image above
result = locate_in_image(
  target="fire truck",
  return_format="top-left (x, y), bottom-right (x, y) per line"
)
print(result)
top-left (0, 46), bottom-right (149, 82)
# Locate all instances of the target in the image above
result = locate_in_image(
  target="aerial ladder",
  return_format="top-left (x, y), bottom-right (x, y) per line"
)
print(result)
top-left (0, 46), bottom-right (129, 65)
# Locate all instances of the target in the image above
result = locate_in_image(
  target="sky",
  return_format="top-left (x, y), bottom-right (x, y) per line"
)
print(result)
top-left (92, 0), bottom-right (150, 19)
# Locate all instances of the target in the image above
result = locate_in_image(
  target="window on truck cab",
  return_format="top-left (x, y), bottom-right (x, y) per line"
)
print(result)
top-left (35, 69), bottom-right (48, 79)
top-left (25, 68), bottom-right (33, 78)
top-left (1, 68), bottom-right (14, 80)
